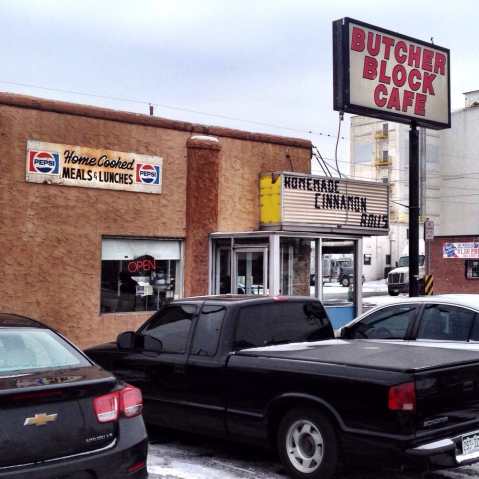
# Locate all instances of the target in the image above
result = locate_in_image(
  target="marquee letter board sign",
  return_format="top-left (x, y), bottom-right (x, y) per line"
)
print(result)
top-left (260, 172), bottom-right (389, 236)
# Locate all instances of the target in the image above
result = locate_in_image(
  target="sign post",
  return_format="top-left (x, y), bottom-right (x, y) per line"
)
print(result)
top-left (333, 17), bottom-right (451, 297)
top-left (409, 123), bottom-right (420, 296)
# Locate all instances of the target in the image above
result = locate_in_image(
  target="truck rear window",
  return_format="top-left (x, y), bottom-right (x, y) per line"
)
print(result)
top-left (234, 302), bottom-right (333, 349)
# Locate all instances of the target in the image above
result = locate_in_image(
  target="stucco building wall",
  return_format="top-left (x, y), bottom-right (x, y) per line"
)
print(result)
top-left (0, 93), bottom-right (311, 347)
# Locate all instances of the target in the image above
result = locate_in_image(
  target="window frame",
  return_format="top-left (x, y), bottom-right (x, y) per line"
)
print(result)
top-left (232, 300), bottom-right (333, 350)
top-left (100, 237), bottom-right (184, 315)
top-left (414, 302), bottom-right (478, 343)
top-left (139, 303), bottom-right (197, 355)
top-left (190, 304), bottom-right (226, 358)
top-left (345, 303), bottom-right (420, 340)
top-left (465, 260), bottom-right (479, 280)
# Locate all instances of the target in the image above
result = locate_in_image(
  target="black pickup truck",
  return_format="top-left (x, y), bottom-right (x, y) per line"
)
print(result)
top-left (86, 296), bottom-right (479, 478)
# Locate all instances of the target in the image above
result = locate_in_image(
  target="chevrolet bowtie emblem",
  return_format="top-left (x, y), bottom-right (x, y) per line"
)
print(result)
top-left (24, 413), bottom-right (58, 427)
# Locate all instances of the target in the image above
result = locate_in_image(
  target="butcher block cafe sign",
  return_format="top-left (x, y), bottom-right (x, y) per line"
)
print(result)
top-left (333, 18), bottom-right (450, 129)
top-left (260, 173), bottom-right (389, 235)
top-left (26, 140), bottom-right (163, 194)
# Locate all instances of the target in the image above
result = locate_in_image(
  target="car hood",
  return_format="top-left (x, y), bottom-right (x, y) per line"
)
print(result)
top-left (389, 267), bottom-right (409, 275)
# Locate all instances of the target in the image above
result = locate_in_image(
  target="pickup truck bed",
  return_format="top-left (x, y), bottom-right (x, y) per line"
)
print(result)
top-left (238, 339), bottom-right (479, 372)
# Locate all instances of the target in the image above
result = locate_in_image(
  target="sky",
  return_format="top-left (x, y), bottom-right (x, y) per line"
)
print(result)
top-left (0, 0), bottom-right (477, 172)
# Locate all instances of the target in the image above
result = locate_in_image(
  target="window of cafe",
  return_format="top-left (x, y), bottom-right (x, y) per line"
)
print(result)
top-left (210, 233), bottom-right (361, 328)
top-left (101, 238), bottom-right (183, 314)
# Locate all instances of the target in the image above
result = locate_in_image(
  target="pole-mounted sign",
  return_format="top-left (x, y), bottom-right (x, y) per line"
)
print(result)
top-left (333, 18), bottom-right (451, 297)
top-left (333, 18), bottom-right (450, 130)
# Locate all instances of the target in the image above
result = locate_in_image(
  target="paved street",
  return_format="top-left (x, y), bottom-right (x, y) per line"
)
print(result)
top-left (146, 429), bottom-right (479, 479)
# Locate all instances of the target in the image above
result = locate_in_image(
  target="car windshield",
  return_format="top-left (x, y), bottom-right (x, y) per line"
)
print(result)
top-left (398, 255), bottom-right (425, 267)
top-left (0, 328), bottom-right (89, 375)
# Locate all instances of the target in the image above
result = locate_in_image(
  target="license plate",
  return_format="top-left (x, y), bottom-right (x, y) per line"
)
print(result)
top-left (462, 431), bottom-right (479, 456)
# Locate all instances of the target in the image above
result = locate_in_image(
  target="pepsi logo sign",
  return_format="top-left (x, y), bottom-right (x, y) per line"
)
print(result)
top-left (28, 150), bottom-right (60, 175)
top-left (136, 163), bottom-right (161, 185)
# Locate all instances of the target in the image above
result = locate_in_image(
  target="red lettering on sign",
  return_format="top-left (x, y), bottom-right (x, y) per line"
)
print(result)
top-left (408, 69), bottom-right (421, 91)
top-left (351, 27), bottom-right (365, 52)
top-left (422, 48), bottom-right (434, 72)
top-left (374, 84), bottom-right (388, 107)
top-left (127, 259), bottom-right (156, 273)
top-left (392, 64), bottom-right (407, 87)
top-left (434, 51), bottom-right (446, 75)
top-left (422, 72), bottom-right (436, 95)
top-left (394, 40), bottom-right (407, 64)
top-left (402, 90), bottom-right (414, 112)
top-left (381, 36), bottom-right (395, 59)
top-left (363, 56), bottom-right (378, 79)
top-left (414, 93), bottom-right (427, 116)
top-left (379, 60), bottom-right (391, 84)
top-left (367, 32), bottom-right (381, 56)
top-left (408, 45), bottom-right (421, 68)
top-left (386, 87), bottom-right (401, 110)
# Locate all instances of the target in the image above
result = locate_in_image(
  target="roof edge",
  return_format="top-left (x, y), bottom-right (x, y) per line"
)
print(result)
top-left (0, 92), bottom-right (312, 150)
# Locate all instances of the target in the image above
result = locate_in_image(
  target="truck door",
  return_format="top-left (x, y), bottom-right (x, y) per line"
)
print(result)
top-left (185, 304), bottom-right (227, 436)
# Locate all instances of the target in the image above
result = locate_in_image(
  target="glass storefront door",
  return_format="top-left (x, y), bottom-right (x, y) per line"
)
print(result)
top-left (234, 249), bottom-right (267, 295)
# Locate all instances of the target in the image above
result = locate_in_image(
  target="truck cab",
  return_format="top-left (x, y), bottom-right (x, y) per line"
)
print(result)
top-left (387, 241), bottom-right (425, 296)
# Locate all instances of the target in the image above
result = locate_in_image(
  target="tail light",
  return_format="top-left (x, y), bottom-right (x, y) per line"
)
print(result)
top-left (388, 381), bottom-right (416, 412)
top-left (94, 384), bottom-right (143, 423)
top-left (120, 385), bottom-right (143, 418)
top-left (94, 392), bottom-right (119, 423)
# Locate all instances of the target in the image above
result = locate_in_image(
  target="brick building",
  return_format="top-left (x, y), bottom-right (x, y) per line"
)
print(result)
top-left (427, 92), bottom-right (479, 294)
top-left (0, 93), bottom-right (389, 348)
top-left (0, 93), bottom-right (312, 347)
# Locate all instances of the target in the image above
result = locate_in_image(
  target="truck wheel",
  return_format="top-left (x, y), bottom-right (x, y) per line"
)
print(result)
top-left (341, 277), bottom-right (350, 287)
top-left (388, 288), bottom-right (399, 296)
top-left (277, 408), bottom-right (338, 479)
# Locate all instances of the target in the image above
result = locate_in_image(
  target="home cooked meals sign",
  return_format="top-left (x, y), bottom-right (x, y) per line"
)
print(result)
top-left (333, 17), bottom-right (450, 129)
top-left (26, 140), bottom-right (163, 194)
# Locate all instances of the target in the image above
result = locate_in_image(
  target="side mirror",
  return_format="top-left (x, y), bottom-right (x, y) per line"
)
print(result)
top-left (117, 331), bottom-right (136, 350)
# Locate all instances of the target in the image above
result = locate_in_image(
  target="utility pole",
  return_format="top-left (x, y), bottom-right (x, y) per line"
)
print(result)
top-left (409, 121), bottom-right (420, 297)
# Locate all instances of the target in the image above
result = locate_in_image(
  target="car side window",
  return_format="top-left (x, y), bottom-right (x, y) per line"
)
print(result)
top-left (417, 305), bottom-right (475, 341)
top-left (348, 305), bottom-right (417, 339)
top-left (191, 306), bottom-right (225, 357)
top-left (469, 315), bottom-right (479, 341)
top-left (141, 304), bottom-right (196, 354)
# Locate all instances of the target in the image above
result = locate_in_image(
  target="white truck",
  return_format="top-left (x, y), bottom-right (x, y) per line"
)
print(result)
top-left (387, 241), bottom-right (425, 296)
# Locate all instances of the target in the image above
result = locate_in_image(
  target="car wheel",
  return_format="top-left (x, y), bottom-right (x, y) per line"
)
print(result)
top-left (388, 288), bottom-right (399, 296)
top-left (277, 407), bottom-right (338, 479)
top-left (341, 277), bottom-right (350, 287)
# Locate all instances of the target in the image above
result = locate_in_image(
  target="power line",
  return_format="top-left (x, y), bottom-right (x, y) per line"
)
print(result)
top-left (0, 79), bottom-right (347, 140)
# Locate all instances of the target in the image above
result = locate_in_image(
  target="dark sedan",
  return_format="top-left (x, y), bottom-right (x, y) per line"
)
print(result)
top-left (0, 313), bottom-right (148, 478)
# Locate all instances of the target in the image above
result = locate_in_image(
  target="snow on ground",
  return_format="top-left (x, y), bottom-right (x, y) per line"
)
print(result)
top-left (146, 430), bottom-right (479, 479)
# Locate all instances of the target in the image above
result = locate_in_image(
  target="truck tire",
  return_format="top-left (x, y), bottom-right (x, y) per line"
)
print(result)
top-left (341, 277), bottom-right (350, 287)
top-left (388, 288), bottom-right (400, 296)
top-left (277, 407), bottom-right (339, 479)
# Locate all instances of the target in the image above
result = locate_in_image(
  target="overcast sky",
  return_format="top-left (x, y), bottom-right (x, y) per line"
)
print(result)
top-left (1, 0), bottom-right (477, 170)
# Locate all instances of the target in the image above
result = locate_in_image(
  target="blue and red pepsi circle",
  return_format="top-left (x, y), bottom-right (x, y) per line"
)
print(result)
top-left (136, 163), bottom-right (161, 185)
top-left (28, 150), bottom-right (60, 175)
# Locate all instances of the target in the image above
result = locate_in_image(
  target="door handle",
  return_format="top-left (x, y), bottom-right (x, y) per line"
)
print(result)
top-left (174, 364), bottom-right (186, 374)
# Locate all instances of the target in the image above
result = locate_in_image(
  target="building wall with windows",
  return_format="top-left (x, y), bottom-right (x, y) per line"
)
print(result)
top-left (349, 115), bottom-right (440, 280)
top-left (428, 92), bottom-right (479, 293)
top-left (0, 93), bottom-right (311, 348)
